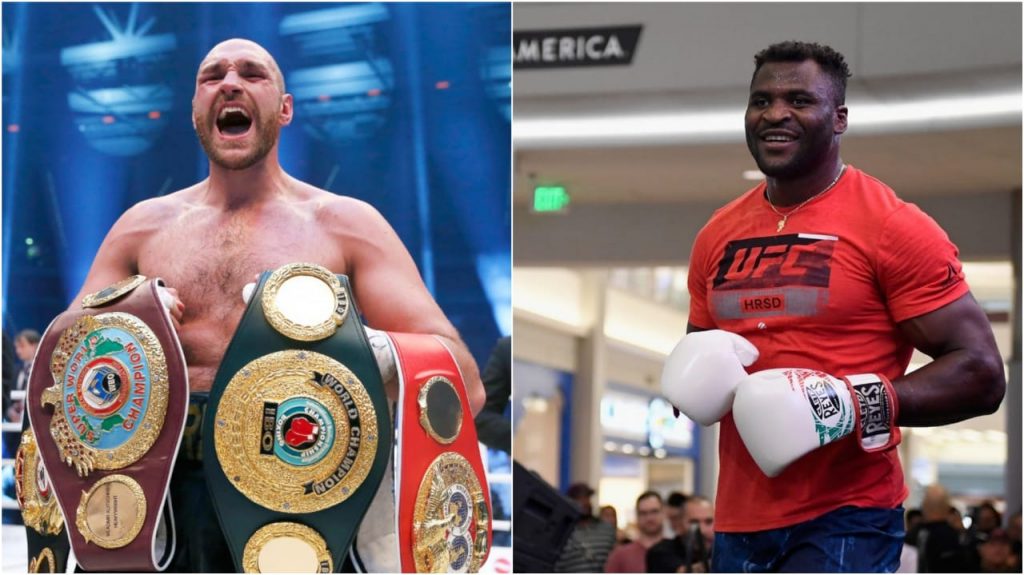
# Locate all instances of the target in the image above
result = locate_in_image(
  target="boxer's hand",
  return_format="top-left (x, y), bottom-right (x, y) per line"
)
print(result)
top-left (157, 285), bottom-right (185, 325)
top-left (732, 368), bottom-right (900, 477)
top-left (660, 330), bottom-right (759, 426)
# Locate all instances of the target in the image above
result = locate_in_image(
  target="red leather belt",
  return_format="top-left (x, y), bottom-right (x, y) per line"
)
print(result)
top-left (389, 332), bottom-right (492, 573)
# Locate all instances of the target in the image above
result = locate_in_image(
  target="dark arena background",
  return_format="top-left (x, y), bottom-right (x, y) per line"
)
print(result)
top-left (0, 3), bottom-right (512, 570)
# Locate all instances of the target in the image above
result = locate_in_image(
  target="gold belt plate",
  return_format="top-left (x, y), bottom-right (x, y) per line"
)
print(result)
top-left (81, 275), bottom-right (147, 309)
top-left (75, 474), bottom-right (147, 549)
top-left (40, 313), bottom-right (169, 476)
top-left (413, 452), bottom-right (490, 573)
top-left (214, 350), bottom-right (379, 513)
top-left (261, 263), bottom-right (348, 342)
top-left (242, 522), bottom-right (332, 573)
top-left (15, 429), bottom-right (64, 535)
top-left (418, 376), bottom-right (464, 445)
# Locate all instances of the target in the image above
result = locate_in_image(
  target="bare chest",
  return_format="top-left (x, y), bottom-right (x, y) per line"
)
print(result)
top-left (135, 210), bottom-right (344, 388)
top-left (141, 213), bottom-right (343, 315)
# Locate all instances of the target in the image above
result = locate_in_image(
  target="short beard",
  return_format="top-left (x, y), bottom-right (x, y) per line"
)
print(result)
top-left (196, 115), bottom-right (279, 171)
top-left (745, 133), bottom-right (833, 181)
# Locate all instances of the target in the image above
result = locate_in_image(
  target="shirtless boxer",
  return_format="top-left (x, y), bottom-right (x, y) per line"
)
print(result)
top-left (64, 38), bottom-right (485, 571)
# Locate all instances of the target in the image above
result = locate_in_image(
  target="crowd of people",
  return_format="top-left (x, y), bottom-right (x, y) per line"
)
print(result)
top-left (555, 484), bottom-right (714, 573)
top-left (553, 481), bottom-right (1020, 573)
top-left (904, 484), bottom-right (1021, 573)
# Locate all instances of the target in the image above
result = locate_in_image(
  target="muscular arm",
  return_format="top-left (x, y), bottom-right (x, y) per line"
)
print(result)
top-left (67, 205), bottom-right (148, 309)
top-left (342, 202), bottom-right (484, 414)
top-left (891, 292), bottom-right (1005, 426)
top-left (685, 294), bottom-right (1004, 427)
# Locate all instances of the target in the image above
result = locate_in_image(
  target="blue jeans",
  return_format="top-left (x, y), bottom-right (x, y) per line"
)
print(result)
top-left (712, 506), bottom-right (905, 572)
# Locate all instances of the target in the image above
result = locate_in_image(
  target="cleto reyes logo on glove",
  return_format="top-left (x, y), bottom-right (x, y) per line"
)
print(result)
top-left (785, 369), bottom-right (855, 446)
top-left (850, 379), bottom-right (894, 449)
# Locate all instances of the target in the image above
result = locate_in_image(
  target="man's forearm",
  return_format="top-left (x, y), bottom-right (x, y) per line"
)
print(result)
top-left (893, 347), bottom-right (1005, 426)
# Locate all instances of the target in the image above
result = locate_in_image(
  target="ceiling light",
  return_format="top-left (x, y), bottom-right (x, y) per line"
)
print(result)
top-left (514, 91), bottom-right (1021, 148)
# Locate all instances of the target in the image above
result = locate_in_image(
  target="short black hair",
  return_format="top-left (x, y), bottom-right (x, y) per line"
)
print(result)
top-left (976, 501), bottom-right (1003, 522)
top-left (666, 491), bottom-right (688, 509)
top-left (636, 490), bottom-right (663, 508)
top-left (15, 329), bottom-right (40, 345)
top-left (753, 41), bottom-right (852, 106)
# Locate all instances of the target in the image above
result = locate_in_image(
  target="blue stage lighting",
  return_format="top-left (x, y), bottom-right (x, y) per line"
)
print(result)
top-left (280, 3), bottom-right (393, 144)
top-left (482, 45), bottom-right (511, 122)
top-left (61, 5), bottom-right (177, 156)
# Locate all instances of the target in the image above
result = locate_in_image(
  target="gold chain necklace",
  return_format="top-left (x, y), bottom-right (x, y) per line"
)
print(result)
top-left (766, 164), bottom-right (846, 233)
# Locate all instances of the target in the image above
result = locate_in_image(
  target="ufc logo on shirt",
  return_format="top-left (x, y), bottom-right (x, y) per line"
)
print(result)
top-left (710, 233), bottom-right (838, 320)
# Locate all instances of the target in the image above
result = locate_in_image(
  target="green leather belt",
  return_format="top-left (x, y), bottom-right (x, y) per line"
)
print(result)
top-left (203, 263), bottom-right (392, 573)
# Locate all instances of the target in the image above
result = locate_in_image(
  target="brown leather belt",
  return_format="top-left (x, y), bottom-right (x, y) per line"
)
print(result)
top-left (26, 276), bottom-right (189, 572)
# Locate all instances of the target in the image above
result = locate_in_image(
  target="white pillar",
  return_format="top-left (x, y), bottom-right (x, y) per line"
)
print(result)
top-left (1007, 188), bottom-right (1021, 516)
top-left (698, 423), bottom-right (719, 502)
top-left (571, 270), bottom-right (609, 497)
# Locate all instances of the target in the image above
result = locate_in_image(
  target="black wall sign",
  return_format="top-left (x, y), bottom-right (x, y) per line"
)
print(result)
top-left (513, 25), bottom-right (643, 69)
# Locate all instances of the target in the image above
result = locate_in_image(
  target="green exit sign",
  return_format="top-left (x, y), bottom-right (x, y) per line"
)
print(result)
top-left (533, 186), bottom-right (570, 213)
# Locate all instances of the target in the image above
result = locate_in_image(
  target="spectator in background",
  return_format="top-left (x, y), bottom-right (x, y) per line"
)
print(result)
top-left (965, 501), bottom-right (1005, 568)
top-left (6, 329), bottom-right (39, 423)
top-left (599, 505), bottom-right (630, 545)
top-left (604, 491), bottom-right (665, 573)
top-left (905, 508), bottom-right (923, 545)
top-left (1, 331), bottom-right (13, 421)
top-left (474, 336), bottom-right (510, 454)
top-left (1, 331), bottom-right (14, 461)
top-left (899, 507), bottom-right (923, 573)
top-left (1007, 511), bottom-right (1022, 564)
top-left (599, 505), bottom-right (618, 528)
top-left (647, 496), bottom-right (715, 573)
top-left (949, 506), bottom-right (967, 542)
top-left (916, 484), bottom-right (968, 572)
top-left (555, 483), bottom-right (617, 572)
top-left (663, 491), bottom-right (688, 539)
top-left (974, 502), bottom-right (1004, 536)
top-left (977, 528), bottom-right (1017, 573)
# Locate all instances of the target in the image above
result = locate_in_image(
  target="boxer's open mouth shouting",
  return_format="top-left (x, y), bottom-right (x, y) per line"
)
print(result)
top-left (216, 105), bottom-right (252, 138)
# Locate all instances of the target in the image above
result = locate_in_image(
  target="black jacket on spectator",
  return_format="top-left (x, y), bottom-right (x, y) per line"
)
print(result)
top-left (917, 520), bottom-right (969, 572)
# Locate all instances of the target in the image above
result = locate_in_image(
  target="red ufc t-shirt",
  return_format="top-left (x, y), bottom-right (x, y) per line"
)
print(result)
top-left (688, 165), bottom-right (969, 532)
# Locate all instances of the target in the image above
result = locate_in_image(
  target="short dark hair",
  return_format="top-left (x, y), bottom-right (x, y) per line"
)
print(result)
top-left (753, 41), bottom-right (852, 106)
top-left (666, 491), bottom-right (688, 509)
top-left (15, 329), bottom-right (40, 345)
top-left (976, 501), bottom-right (1002, 522)
top-left (636, 490), bottom-right (662, 508)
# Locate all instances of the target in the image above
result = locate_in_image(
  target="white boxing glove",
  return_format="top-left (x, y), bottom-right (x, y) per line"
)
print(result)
top-left (733, 368), bottom-right (900, 477)
top-left (660, 330), bottom-right (759, 426)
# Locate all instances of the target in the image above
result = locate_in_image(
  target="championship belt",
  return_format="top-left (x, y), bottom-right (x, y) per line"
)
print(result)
top-left (25, 276), bottom-right (189, 572)
top-left (390, 332), bottom-right (492, 573)
top-left (203, 263), bottom-right (392, 573)
top-left (15, 416), bottom-right (71, 573)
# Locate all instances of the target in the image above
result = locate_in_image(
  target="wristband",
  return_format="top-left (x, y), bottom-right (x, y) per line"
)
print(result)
top-left (844, 373), bottom-right (901, 452)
